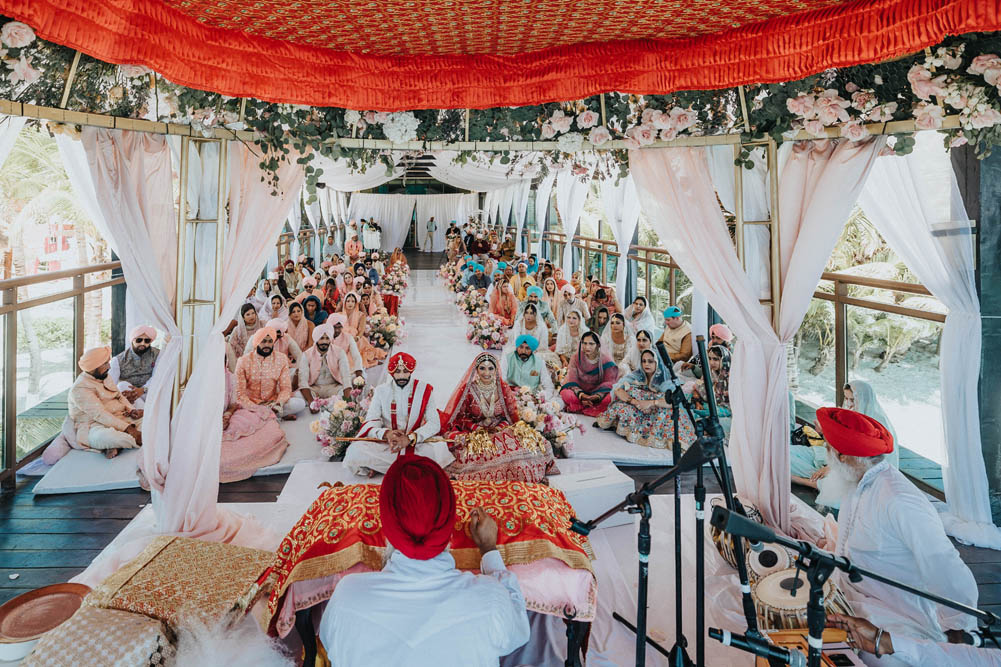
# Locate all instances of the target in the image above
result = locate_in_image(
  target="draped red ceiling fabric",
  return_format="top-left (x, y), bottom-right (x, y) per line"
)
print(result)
top-left (4, 0), bottom-right (1001, 111)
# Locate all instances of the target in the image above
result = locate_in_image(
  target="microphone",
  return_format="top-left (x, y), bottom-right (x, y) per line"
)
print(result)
top-left (951, 629), bottom-right (999, 648)
top-left (710, 628), bottom-right (806, 667)
top-left (710, 505), bottom-right (779, 547)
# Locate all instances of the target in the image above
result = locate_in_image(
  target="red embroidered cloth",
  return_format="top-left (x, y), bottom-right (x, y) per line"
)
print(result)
top-left (381, 294), bottom-right (399, 316)
top-left (267, 480), bottom-right (594, 624)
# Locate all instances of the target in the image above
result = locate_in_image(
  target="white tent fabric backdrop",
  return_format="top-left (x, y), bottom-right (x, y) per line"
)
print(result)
top-left (347, 193), bottom-right (418, 250)
top-left (598, 171), bottom-right (641, 303)
top-left (0, 115), bottom-right (25, 173)
top-left (555, 158), bottom-right (597, 278)
top-left (858, 132), bottom-right (999, 548)
top-left (414, 193), bottom-right (478, 251)
top-left (313, 154), bottom-right (405, 192)
top-left (534, 172), bottom-right (556, 256)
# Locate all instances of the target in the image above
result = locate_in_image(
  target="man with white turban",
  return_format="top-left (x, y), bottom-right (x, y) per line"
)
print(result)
top-left (68, 346), bottom-right (143, 459)
top-left (235, 328), bottom-right (306, 420)
top-left (556, 284), bottom-right (590, 326)
top-left (300, 323), bottom-right (352, 410)
top-left (109, 325), bottom-right (159, 408)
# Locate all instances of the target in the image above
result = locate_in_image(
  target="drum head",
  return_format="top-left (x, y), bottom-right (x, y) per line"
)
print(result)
top-left (753, 569), bottom-right (826, 611)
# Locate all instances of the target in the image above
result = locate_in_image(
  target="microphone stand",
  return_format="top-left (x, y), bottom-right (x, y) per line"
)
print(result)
top-left (711, 506), bottom-right (1001, 666)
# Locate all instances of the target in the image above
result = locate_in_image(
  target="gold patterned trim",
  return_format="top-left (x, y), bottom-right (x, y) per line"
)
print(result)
top-left (274, 542), bottom-right (387, 602)
top-left (84, 535), bottom-right (178, 609)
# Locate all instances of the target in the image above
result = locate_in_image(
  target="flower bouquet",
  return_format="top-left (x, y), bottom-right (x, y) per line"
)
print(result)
top-left (466, 313), bottom-right (507, 350)
top-left (514, 387), bottom-right (583, 458)
top-left (456, 289), bottom-right (487, 318)
top-left (366, 312), bottom-right (404, 351)
top-left (381, 266), bottom-right (408, 296)
top-left (440, 263), bottom-right (462, 292)
top-left (310, 378), bottom-right (370, 459)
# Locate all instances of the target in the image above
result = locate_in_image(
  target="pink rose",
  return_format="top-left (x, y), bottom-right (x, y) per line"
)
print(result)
top-left (913, 102), bottom-right (945, 130)
top-left (840, 120), bottom-right (870, 142)
top-left (815, 90), bottom-right (850, 124)
top-left (969, 107), bottom-right (1001, 129)
top-left (623, 134), bottom-right (641, 150)
top-left (850, 90), bottom-right (875, 112)
top-left (803, 119), bottom-right (827, 138)
top-left (627, 125), bottom-right (656, 146)
top-left (576, 110), bottom-right (599, 129)
top-left (1, 21), bottom-right (35, 48)
top-left (968, 54), bottom-right (1001, 78)
top-left (907, 65), bottom-right (947, 100)
top-left (119, 64), bottom-right (152, 78)
top-left (659, 127), bottom-right (678, 142)
top-left (844, 82), bottom-right (860, 93)
top-left (540, 121), bottom-right (557, 139)
top-left (668, 107), bottom-right (697, 131)
top-left (587, 126), bottom-right (611, 145)
top-left (648, 109), bottom-right (670, 130)
top-left (786, 94), bottom-right (816, 118)
top-left (950, 133), bottom-right (969, 148)
top-left (8, 56), bottom-right (39, 85)
top-left (550, 110), bottom-right (572, 133)
top-left (641, 108), bottom-right (656, 125)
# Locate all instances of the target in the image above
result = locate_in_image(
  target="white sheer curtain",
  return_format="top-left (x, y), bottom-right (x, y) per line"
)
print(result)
top-left (0, 115), bottom-right (25, 169)
top-left (512, 181), bottom-right (532, 251)
top-left (555, 158), bottom-right (597, 277)
top-left (534, 172), bottom-right (556, 256)
top-left (598, 172), bottom-right (641, 302)
top-left (428, 151), bottom-right (538, 192)
top-left (415, 193), bottom-right (477, 251)
top-left (858, 133), bottom-right (999, 547)
top-left (314, 155), bottom-right (405, 191)
top-left (347, 193), bottom-right (418, 250)
top-left (54, 133), bottom-right (116, 254)
top-left (302, 187), bottom-right (324, 265)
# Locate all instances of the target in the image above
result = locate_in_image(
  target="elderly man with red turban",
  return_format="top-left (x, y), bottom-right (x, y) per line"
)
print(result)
top-left (108, 324), bottom-right (159, 409)
top-left (816, 407), bottom-right (978, 666)
top-left (343, 352), bottom-right (453, 476)
top-left (67, 346), bottom-right (143, 459)
top-left (235, 328), bottom-right (306, 420)
top-left (318, 452), bottom-right (530, 665)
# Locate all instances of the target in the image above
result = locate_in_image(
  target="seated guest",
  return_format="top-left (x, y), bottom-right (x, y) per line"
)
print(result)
top-left (441, 353), bottom-right (556, 482)
top-left (252, 277), bottom-right (275, 313)
top-left (525, 255), bottom-right (539, 275)
top-left (68, 346), bottom-right (143, 459)
top-left (302, 294), bottom-right (328, 326)
top-left (321, 234), bottom-right (337, 259)
top-left (589, 306), bottom-right (611, 336)
top-left (503, 335), bottom-right (556, 399)
top-left (298, 276), bottom-right (323, 302)
top-left (588, 286), bottom-right (620, 317)
top-left (220, 360), bottom-right (288, 483)
top-left (327, 313), bottom-right (366, 379)
top-left (341, 292), bottom-right (387, 368)
top-left (624, 296), bottom-right (656, 335)
top-left (794, 380), bottom-right (900, 491)
top-left (540, 277), bottom-right (560, 315)
top-left (364, 257), bottom-right (380, 286)
top-left (634, 329), bottom-right (654, 358)
top-left (556, 284), bottom-right (590, 326)
top-left (279, 261), bottom-right (299, 298)
top-left (508, 304), bottom-right (550, 358)
top-left (560, 333), bottom-right (619, 417)
top-left (345, 233), bottom-right (363, 263)
top-left (510, 262), bottom-right (535, 300)
top-left (245, 318), bottom-right (303, 372)
top-left (517, 286), bottom-right (558, 332)
top-left (319, 452), bottom-right (531, 665)
top-left (300, 324), bottom-right (352, 409)
top-left (466, 263), bottom-right (491, 292)
top-left (815, 407), bottom-right (979, 664)
top-left (659, 306), bottom-right (692, 363)
top-left (553, 267), bottom-right (569, 289)
top-left (322, 277), bottom-right (340, 314)
top-left (555, 310), bottom-right (589, 366)
top-left (265, 293), bottom-right (288, 321)
top-left (370, 252), bottom-right (385, 274)
top-left (709, 323), bottom-right (733, 350)
top-left (600, 313), bottom-right (638, 377)
top-left (345, 353), bottom-right (453, 475)
top-left (597, 349), bottom-right (696, 449)
top-left (470, 232), bottom-right (491, 257)
top-left (359, 291), bottom-right (383, 317)
top-left (235, 328), bottom-right (306, 420)
top-left (499, 234), bottom-right (516, 261)
top-left (109, 325), bottom-right (159, 409)
top-left (691, 345), bottom-right (731, 418)
top-left (484, 269), bottom-right (504, 303)
top-left (488, 278), bottom-right (519, 327)
top-left (285, 301), bottom-right (314, 353)
top-left (228, 303), bottom-right (262, 371)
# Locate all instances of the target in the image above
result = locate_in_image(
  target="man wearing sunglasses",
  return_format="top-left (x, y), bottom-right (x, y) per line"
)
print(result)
top-left (109, 325), bottom-right (160, 409)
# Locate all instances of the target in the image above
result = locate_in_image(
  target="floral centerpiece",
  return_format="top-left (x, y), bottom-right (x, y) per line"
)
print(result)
top-left (440, 262), bottom-right (462, 292)
top-left (366, 312), bottom-right (404, 351)
top-left (514, 387), bottom-right (583, 458)
top-left (456, 288), bottom-right (488, 318)
top-left (310, 377), bottom-right (370, 459)
top-left (466, 313), bottom-right (507, 350)
top-left (380, 267), bottom-right (408, 296)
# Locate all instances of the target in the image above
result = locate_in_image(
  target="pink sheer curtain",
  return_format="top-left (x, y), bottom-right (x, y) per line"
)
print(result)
top-left (630, 138), bottom-right (884, 532)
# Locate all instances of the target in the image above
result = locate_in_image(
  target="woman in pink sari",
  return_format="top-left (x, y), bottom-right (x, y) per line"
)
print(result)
top-left (441, 352), bottom-right (556, 483)
top-left (340, 292), bottom-right (387, 368)
top-left (220, 367), bottom-right (289, 483)
top-left (286, 301), bottom-right (314, 352)
top-left (488, 278), bottom-right (518, 327)
top-left (559, 332), bottom-right (619, 417)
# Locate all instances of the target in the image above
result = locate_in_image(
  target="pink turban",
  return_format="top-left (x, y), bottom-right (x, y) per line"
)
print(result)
top-left (298, 254), bottom-right (307, 263)
top-left (129, 325), bottom-right (156, 342)
top-left (251, 327), bottom-right (277, 348)
top-left (266, 318), bottom-right (288, 332)
top-left (561, 284), bottom-right (576, 295)
top-left (303, 277), bottom-right (318, 289)
top-left (312, 323), bottom-right (334, 343)
top-left (320, 261), bottom-right (332, 269)
top-left (78, 346), bottom-right (111, 372)
top-left (327, 313), bottom-right (347, 327)
top-left (709, 323), bottom-right (733, 342)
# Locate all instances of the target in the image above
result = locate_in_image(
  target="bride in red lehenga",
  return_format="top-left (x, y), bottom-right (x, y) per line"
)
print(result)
top-left (441, 352), bottom-right (558, 483)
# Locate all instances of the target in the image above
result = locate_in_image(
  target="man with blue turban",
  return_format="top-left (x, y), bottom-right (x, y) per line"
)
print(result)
top-left (502, 334), bottom-right (555, 399)
top-left (517, 285), bottom-right (558, 331)
top-left (465, 262), bottom-right (491, 291)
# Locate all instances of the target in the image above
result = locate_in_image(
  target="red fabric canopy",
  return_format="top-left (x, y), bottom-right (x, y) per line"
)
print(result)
top-left (5, 0), bottom-right (1000, 110)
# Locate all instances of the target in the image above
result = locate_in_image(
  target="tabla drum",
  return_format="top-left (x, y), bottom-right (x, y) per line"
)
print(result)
top-left (709, 496), bottom-right (764, 569)
top-left (752, 568), bottom-right (854, 631)
top-left (746, 543), bottom-right (794, 582)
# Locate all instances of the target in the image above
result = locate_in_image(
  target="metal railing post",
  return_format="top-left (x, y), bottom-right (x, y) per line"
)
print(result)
top-left (72, 275), bottom-right (84, 379)
top-left (2, 287), bottom-right (16, 488)
top-left (834, 279), bottom-right (848, 406)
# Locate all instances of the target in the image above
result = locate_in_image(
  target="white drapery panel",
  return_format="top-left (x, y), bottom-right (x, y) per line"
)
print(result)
top-left (555, 158), bottom-right (597, 278)
top-left (598, 172), bottom-right (641, 302)
top-left (313, 155), bottom-right (405, 192)
top-left (0, 114), bottom-right (25, 170)
top-left (859, 134), bottom-right (999, 547)
top-left (513, 181), bottom-right (533, 251)
top-left (414, 193), bottom-right (477, 251)
top-left (302, 187), bottom-right (324, 265)
top-left (534, 172), bottom-right (556, 256)
top-left (428, 151), bottom-right (538, 192)
top-left (54, 133), bottom-right (116, 255)
top-left (347, 193), bottom-right (418, 250)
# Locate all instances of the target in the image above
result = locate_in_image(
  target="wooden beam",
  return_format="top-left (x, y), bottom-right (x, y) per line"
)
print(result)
top-left (59, 52), bottom-right (82, 109)
top-left (737, 85), bottom-right (751, 134)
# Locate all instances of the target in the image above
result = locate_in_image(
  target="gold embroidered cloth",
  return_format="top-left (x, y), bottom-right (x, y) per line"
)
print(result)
top-left (23, 606), bottom-right (174, 667)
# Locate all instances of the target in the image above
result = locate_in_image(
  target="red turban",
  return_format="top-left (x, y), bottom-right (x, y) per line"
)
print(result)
top-left (380, 451), bottom-right (456, 560)
top-left (387, 352), bottom-right (416, 373)
top-left (816, 407), bottom-right (893, 458)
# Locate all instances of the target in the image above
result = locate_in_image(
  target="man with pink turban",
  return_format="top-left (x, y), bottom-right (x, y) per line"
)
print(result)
top-left (327, 313), bottom-right (365, 378)
top-left (108, 325), bottom-right (159, 409)
top-left (299, 323), bottom-right (352, 410)
top-left (235, 328), bottom-right (306, 420)
top-left (68, 346), bottom-right (143, 459)
top-left (318, 451), bottom-right (530, 665)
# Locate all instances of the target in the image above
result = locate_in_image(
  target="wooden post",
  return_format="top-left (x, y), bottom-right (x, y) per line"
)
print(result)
top-left (737, 85), bottom-right (751, 134)
top-left (59, 51), bottom-right (82, 109)
top-left (72, 275), bottom-right (84, 380)
top-left (834, 279), bottom-right (847, 406)
top-left (2, 287), bottom-right (16, 487)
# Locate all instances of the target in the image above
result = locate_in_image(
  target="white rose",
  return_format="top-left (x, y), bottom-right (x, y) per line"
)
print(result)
top-left (1, 22), bottom-right (35, 49)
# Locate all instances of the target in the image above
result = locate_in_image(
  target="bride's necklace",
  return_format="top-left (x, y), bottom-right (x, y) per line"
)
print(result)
top-left (473, 378), bottom-right (498, 417)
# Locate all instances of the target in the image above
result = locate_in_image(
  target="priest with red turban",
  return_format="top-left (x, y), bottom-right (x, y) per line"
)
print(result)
top-left (343, 352), bottom-right (453, 476)
top-left (318, 452), bottom-right (530, 665)
top-left (816, 407), bottom-right (978, 666)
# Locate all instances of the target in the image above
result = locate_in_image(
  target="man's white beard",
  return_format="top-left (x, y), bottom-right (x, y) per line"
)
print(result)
top-left (816, 455), bottom-right (862, 507)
